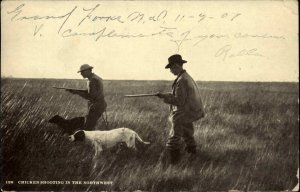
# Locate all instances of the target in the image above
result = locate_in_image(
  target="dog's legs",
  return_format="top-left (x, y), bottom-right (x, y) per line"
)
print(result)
top-left (126, 134), bottom-right (137, 150)
top-left (94, 143), bottom-right (103, 157)
top-left (116, 142), bottom-right (126, 153)
top-left (132, 136), bottom-right (137, 150)
top-left (92, 144), bottom-right (102, 169)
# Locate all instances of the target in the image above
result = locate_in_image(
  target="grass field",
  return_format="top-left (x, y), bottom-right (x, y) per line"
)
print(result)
top-left (0, 78), bottom-right (298, 191)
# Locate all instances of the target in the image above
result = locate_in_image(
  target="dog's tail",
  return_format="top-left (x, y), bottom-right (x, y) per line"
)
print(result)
top-left (135, 133), bottom-right (150, 145)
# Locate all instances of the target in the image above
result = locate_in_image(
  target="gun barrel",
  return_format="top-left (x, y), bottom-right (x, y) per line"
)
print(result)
top-left (52, 86), bottom-right (86, 91)
top-left (52, 86), bottom-right (68, 90)
top-left (124, 93), bottom-right (158, 97)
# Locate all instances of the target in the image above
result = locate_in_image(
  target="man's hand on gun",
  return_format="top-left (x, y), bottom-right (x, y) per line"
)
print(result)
top-left (66, 89), bottom-right (76, 94)
top-left (156, 92), bottom-right (165, 98)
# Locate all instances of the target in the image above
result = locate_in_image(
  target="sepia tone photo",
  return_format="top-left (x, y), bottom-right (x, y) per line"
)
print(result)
top-left (1, 0), bottom-right (299, 191)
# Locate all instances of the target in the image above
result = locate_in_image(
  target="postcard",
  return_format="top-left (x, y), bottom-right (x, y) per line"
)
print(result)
top-left (1, 0), bottom-right (298, 191)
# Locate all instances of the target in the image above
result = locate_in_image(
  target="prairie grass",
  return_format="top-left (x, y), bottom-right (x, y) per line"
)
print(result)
top-left (0, 78), bottom-right (298, 191)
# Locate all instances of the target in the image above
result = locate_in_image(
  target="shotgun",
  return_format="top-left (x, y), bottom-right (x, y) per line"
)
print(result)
top-left (52, 86), bottom-right (87, 92)
top-left (124, 92), bottom-right (172, 97)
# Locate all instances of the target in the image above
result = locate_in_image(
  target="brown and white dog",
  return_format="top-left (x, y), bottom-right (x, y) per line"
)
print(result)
top-left (69, 128), bottom-right (150, 156)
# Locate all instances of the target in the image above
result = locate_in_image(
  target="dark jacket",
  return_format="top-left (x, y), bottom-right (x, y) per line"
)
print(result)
top-left (163, 70), bottom-right (205, 123)
top-left (78, 73), bottom-right (106, 107)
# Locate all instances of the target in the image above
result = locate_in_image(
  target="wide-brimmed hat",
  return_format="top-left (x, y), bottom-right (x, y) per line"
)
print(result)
top-left (78, 64), bottom-right (93, 73)
top-left (165, 54), bottom-right (187, 69)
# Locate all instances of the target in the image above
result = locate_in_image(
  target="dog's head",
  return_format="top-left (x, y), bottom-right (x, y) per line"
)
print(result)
top-left (48, 115), bottom-right (64, 124)
top-left (69, 130), bottom-right (85, 142)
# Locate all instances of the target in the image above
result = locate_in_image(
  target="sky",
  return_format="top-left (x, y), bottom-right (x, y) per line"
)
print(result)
top-left (1, 0), bottom-right (299, 81)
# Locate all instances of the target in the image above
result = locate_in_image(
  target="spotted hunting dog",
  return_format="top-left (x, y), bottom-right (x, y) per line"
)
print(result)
top-left (69, 128), bottom-right (150, 156)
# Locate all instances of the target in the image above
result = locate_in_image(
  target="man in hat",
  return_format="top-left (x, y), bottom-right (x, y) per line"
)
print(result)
top-left (67, 64), bottom-right (107, 130)
top-left (157, 54), bottom-right (205, 165)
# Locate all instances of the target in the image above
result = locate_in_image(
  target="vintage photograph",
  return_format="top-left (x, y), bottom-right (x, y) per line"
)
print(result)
top-left (1, 0), bottom-right (299, 191)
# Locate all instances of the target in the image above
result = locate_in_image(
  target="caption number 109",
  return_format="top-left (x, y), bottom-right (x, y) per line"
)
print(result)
top-left (5, 181), bottom-right (14, 184)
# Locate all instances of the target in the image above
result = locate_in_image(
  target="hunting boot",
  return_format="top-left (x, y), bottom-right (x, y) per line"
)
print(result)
top-left (185, 146), bottom-right (197, 155)
top-left (160, 149), bottom-right (181, 168)
top-left (185, 146), bottom-right (197, 162)
top-left (159, 150), bottom-right (167, 168)
top-left (167, 149), bottom-right (181, 165)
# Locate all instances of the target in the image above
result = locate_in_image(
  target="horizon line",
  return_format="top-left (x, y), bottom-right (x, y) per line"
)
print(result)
top-left (1, 77), bottom-right (298, 83)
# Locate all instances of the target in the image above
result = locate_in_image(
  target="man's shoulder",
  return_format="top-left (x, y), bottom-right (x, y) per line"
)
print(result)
top-left (182, 71), bottom-right (195, 80)
top-left (90, 74), bottom-right (103, 82)
top-left (177, 71), bottom-right (192, 82)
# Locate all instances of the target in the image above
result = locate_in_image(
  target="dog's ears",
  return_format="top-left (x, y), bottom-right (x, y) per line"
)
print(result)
top-left (48, 117), bottom-right (55, 123)
top-left (54, 115), bottom-right (61, 119)
top-left (73, 130), bottom-right (85, 141)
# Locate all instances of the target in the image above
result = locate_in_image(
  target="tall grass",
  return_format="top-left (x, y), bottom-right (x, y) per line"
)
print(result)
top-left (1, 78), bottom-right (298, 191)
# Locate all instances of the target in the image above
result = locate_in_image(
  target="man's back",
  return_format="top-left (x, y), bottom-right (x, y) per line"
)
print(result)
top-left (174, 71), bottom-right (205, 121)
top-left (88, 73), bottom-right (105, 103)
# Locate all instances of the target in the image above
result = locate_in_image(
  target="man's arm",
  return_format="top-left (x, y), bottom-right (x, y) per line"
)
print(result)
top-left (53, 87), bottom-right (89, 98)
top-left (66, 78), bottom-right (102, 101)
top-left (67, 89), bottom-right (89, 99)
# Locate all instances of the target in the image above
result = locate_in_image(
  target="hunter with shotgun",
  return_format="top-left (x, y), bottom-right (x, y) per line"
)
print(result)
top-left (153, 54), bottom-right (204, 165)
top-left (53, 55), bottom-right (204, 166)
top-left (126, 54), bottom-right (205, 165)
top-left (54, 64), bottom-right (107, 131)
top-left (157, 54), bottom-right (205, 165)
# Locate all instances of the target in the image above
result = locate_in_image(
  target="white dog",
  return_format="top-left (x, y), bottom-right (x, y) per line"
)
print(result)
top-left (69, 128), bottom-right (150, 156)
